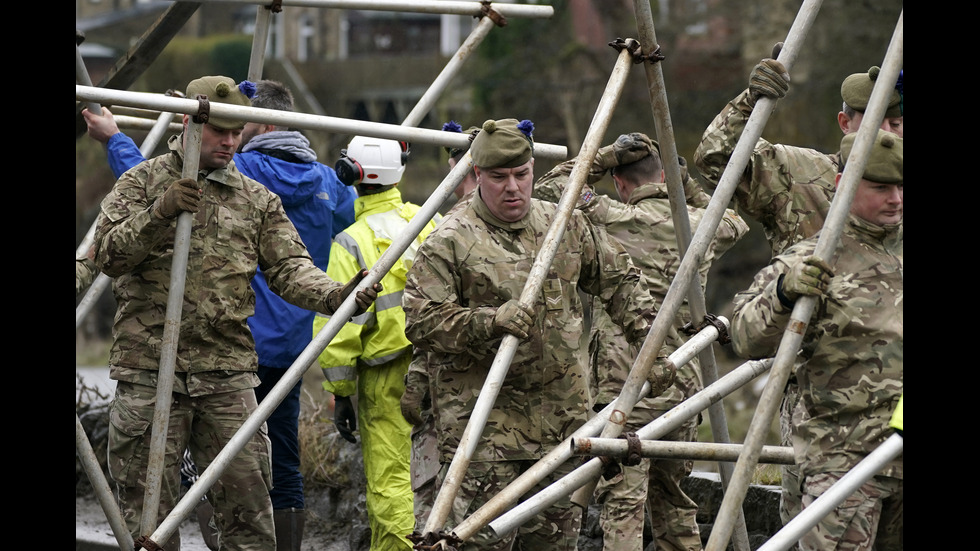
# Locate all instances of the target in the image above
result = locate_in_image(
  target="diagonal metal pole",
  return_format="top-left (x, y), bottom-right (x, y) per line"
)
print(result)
top-left (444, 321), bottom-right (726, 544)
top-left (705, 11), bottom-right (902, 550)
top-left (488, 357), bottom-right (775, 536)
top-left (139, 118), bottom-right (203, 541)
top-left (401, 15), bottom-right (497, 128)
top-left (630, 1), bottom-right (751, 548)
top-left (77, 413), bottom-right (134, 551)
top-left (422, 42), bottom-right (637, 538)
top-left (756, 433), bottom-right (903, 551)
top-left (144, 150), bottom-right (473, 548)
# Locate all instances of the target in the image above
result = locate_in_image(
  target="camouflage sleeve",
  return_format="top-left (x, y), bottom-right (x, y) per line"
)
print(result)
top-left (402, 239), bottom-right (498, 356)
top-left (577, 215), bottom-right (658, 344)
top-left (711, 208), bottom-right (752, 257)
top-left (533, 156), bottom-right (602, 206)
top-left (93, 165), bottom-right (177, 278)
top-left (260, 193), bottom-right (343, 314)
top-left (693, 88), bottom-right (756, 191)
top-left (729, 254), bottom-right (799, 359)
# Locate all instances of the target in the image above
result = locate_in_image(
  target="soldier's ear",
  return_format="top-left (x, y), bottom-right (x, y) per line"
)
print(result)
top-left (834, 173), bottom-right (842, 190)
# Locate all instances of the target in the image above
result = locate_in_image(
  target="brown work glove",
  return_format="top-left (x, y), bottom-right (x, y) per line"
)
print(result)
top-left (400, 370), bottom-right (428, 426)
top-left (326, 270), bottom-right (382, 317)
top-left (749, 57), bottom-right (790, 101)
top-left (778, 256), bottom-right (834, 305)
top-left (493, 299), bottom-right (534, 340)
top-left (646, 345), bottom-right (677, 398)
top-left (153, 177), bottom-right (201, 220)
top-left (592, 132), bottom-right (656, 173)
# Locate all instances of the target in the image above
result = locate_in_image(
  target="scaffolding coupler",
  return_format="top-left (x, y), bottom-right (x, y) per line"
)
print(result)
top-left (608, 37), bottom-right (665, 64)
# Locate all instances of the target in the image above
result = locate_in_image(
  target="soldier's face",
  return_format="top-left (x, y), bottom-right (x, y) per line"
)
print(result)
top-left (842, 111), bottom-right (904, 139)
top-left (849, 178), bottom-right (903, 226)
top-left (475, 160), bottom-right (535, 222)
top-left (198, 123), bottom-right (243, 170)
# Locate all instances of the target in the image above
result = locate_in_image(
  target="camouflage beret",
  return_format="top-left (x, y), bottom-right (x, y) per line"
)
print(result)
top-left (442, 120), bottom-right (482, 158)
top-left (841, 129), bottom-right (902, 184)
top-left (470, 118), bottom-right (535, 169)
top-left (185, 76), bottom-right (255, 130)
top-left (841, 66), bottom-right (902, 118)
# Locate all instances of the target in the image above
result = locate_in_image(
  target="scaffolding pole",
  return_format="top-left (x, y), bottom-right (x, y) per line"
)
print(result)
top-left (705, 10), bottom-right (902, 550)
top-left (193, 0), bottom-right (555, 19)
top-left (76, 413), bottom-right (134, 550)
top-left (75, 85), bottom-right (568, 161)
top-left (756, 434), bottom-right (903, 551)
top-left (420, 42), bottom-right (637, 541)
top-left (571, 437), bottom-right (794, 465)
top-left (139, 119), bottom-right (203, 542)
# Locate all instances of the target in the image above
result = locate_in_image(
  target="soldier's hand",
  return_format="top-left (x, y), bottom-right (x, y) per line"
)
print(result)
top-left (400, 370), bottom-right (427, 426)
top-left (493, 300), bottom-right (534, 340)
top-left (780, 256), bottom-right (834, 302)
top-left (328, 270), bottom-right (382, 316)
top-left (748, 57), bottom-right (790, 100)
top-left (153, 177), bottom-right (201, 220)
top-left (333, 395), bottom-right (357, 443)
top-left (592, 132), bottom-right (656, 172)
top-left (646, 345), bottom-right (676, 397)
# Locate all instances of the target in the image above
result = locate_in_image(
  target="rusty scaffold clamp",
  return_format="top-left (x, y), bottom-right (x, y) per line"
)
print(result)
top-left (478, 1), bottom-right (508, 27)
top-left (608, 37), bottom-right (665, 65)
top-left (681, 312), bottom-right (731, 345)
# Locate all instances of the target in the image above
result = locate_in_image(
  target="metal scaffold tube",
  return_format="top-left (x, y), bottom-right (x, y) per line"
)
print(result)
top-left (756, 434), bottom-right (903, 551)
top-left (487, 358), bottom-right (774, 537)
top-left (145, 149), bottom-right (475, 548)
top-left (76, 413), bottom-right (134, 550)
top-left (421, 43), bottom-right (638, 542)
top-left (704, 9), bottom-right (902, 550)
top-left (75, 85), bottom-right (568, 161)
top-left (446, 322), bottom-right (727, 543)
top-left (570, 438), bottom-right (794, 465)
top-left (140, 119), bottom-right (203, 540)
top-left (194, 0), bottom-right (555, 18)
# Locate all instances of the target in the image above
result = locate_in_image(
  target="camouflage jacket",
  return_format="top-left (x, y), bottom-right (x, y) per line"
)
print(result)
top-left (402, 191), bottom-right (658, 463)
top-left (535, 162), bottom-right (749, 412)
top-left (94, 134), bottom-right (343, 393)
top-left (730, 215), bottom-right (903, 479)
top-left (694, 88), bottom-right (840, 257)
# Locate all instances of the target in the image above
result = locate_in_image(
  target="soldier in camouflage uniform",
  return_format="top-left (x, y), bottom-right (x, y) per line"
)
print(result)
top-left (402, 118), bottom-right (673, 550)
top-left (693, 59), bottom-right (903, 529)
top-left (93, 75), bottom-right (379, 550)
top-left (534, 133), bottom-right (749, 551)
top-left (400, 121), bottom-right (481, 530)
top-left (730, 129), bottom-right (902, 551)
top-left (76, 244), bottom-right (98, 296)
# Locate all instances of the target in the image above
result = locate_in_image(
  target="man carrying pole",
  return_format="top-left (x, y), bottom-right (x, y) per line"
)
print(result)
top-left (402, 118), bottom-right (670, 550)
top-left (92, 75), bottom-right (379, 550)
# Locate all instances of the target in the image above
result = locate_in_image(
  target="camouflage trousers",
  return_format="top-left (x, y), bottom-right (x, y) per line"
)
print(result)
top-left (593, 413), bottom-right (701, 551)
top-left (108, 381), bottom-right (275, 550)
top-left (440, 459), bottom-right (582, 551)
top-left (799, 473), bottom-right (903, 551)
top-left (410, 411), bottom-right (439, 530)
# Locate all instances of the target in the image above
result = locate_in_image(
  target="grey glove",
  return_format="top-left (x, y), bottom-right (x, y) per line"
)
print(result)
top-left (400, 370), bottom-right (427, 426)
top-left (749, 58), bottom-right (790, 100)
top-left (493, 299), bottom-right (534, 340)
top-left (592, 132), bottom-right (656, 172)
top-left (327, 270), bottom-right (382, 317)
top-left (779, 256), bottom-right (834, 304)
top-left (646, 345), bottom-right (677, 398)
top-left (333, 395), bottom-right (357, 443)
top-left (153, 177), bottom-right (201, 220)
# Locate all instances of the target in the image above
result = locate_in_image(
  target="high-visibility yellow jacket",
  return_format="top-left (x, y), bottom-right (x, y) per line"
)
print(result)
top-left (314, 187), bottom-right (440, 397)
top-left (890, 394), bottom-right (903, 434)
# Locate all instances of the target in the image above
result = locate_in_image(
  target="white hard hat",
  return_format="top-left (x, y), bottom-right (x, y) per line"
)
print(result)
top-left (336, 136), bottom-right (408, 187)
